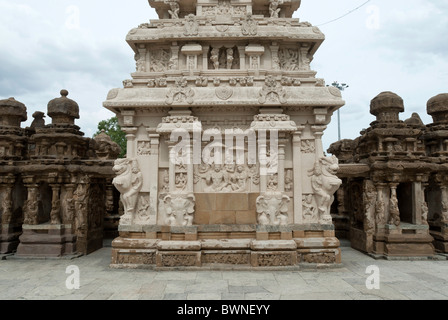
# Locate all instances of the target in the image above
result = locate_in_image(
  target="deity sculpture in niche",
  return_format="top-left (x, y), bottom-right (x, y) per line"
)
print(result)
top-left (302, 194), bottom-right (316, 218)
top-left (308, 156), bottom-right (342, 224)
top-left (226, 48), bottom-right (234, 70)
top-left (278, 48), bottom-right (300, 71)
top-left (210, 48), bottom-right (220, 70)
top-left (112, 158), bottom-right (143, 224)
top-left (149, 50), bottom-right (170, 72)
top-left (166, 0), bottom-right (180, 19)
top-left (230, 165), bottom-right (249, 192)
top-left (269, 0), bottom-right (282, 18)
top-left (204, 164), bottom-right (231, 192)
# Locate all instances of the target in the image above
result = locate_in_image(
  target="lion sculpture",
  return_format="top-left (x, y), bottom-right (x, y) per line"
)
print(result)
top-left (112, 158), bottom-right (143, 225)
top-left (308, 155), bottom-right (342, 224)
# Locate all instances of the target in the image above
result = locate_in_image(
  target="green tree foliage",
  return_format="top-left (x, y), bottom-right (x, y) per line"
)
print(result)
top-left (94, 116), bottom-right (126, 158)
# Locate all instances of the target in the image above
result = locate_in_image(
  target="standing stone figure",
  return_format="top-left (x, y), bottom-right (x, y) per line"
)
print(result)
top-left (112, 158), bottom-right (143, 224)
top-left (269, 0), bottom-right (282, 18)
top-left (308, 156), bottom-right (342, 224)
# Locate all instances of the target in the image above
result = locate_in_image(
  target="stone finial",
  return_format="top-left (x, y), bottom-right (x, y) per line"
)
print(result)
top-left (427, 93), bottom-right (448, 124)
top-left (0, 97), bottom-right (27, 127)
top-left (370, 91), bottom-right (404, 123)
top-left (30, 111), bottom-right (46, 129)
top-left (47, 90), bottom-right (80, 125)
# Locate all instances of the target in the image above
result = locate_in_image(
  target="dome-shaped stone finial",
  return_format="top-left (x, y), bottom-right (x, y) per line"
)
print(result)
top-left (427, 93), bottom-right (448, 124)
top-left (47, 89), bottom-right (80, 125)
top-left (0, 97), bottom-right (27, 127)
top-left (370, 91), bottom-right (404, 123)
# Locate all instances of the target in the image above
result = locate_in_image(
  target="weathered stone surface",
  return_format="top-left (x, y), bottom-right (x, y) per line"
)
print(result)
top-left (201, 239), bottom-right (252, 250)
top-left (157, 240), bottom-right (201, 251)
top-left (251, 240), bottom-right (297, 251)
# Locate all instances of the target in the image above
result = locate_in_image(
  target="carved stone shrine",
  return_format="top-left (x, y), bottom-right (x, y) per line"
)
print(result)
top-left (0, 91), bottom-right (120, 257)
top-left (105, 0), bottom-right (345, 267)
top-left (329, 92), bottom-right (448, 259)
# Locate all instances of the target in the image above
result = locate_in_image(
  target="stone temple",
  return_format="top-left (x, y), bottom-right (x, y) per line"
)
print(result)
top-left (1, 0), bottom-right (446, 266)
top-left (103, 0), bottom-right (346, 267)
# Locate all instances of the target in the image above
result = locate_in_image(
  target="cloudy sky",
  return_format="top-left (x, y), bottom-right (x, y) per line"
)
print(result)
top-left (0, 0), bottom-right (447, 151)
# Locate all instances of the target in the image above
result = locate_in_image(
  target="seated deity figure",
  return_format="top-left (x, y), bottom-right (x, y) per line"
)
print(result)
top-left (231, 165), bottom-right (248, 192)
top-left (205, 164), bottom-right (231, 192)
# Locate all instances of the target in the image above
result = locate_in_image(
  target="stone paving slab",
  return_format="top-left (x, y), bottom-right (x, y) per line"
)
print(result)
top-left (0, 244), bottom-right (447, 300)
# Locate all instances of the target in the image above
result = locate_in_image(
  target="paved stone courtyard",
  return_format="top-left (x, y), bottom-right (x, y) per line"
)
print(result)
top-left (1, 240), bottom-right (447, 300)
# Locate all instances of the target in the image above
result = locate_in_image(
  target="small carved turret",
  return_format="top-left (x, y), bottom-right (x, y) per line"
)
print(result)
top-left (370, 91), bottom-right (404, 124)
top-left (47, 90), bottom-right (80, 125)
top-left (0, 97), bottom-right (27, 127)
top-left (427, 93), bottom-right (448, 125)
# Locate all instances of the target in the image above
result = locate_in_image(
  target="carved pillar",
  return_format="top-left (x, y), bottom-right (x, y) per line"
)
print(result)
top-left (167, 141), bottom-right (176, 193)
top-left (299, 43), bottom-right (311, 71)
top-left (270, 43), bottom-right (280, 71)
top-left (64, 183), bottom-right (76, 226)
top-left (258, 137), bottom-right (267, 193)
top-left (311, 125), bottom-right (326, 159)
top-left (122, 127), bottom-right (138, 158)
top-left (1, 183), bottom-right (14, 225)
top-left (440, 184), bottom-right (448, 223)
top-left (277, 135), bottom-right (287, 192)
top-left (137, 44), bottom-right (147, 72)
top-left (413, 176), bottom-right (424, 225)
top-left (187, 139), bottom-right (194, 193)
top-left (374, 182), bottom-right (387, 226)
top-left (238, 46), bottom-right (246, 69)
top-left (170, 43), bottom-right (180, 70)
top-left (49, 184), bottom-right (61, 225)
top-left (388, 183), bottom-right (400, 226)
top-left (148, 130), bottom-right (160, 224)
top-left (202, 47), bottom-right (209, 70)
top-left (421, 181), bottom-right (429, 226)
top-left (23, 183), bottom-right (39, 225)
top-left (293, 126), bottom-right (305, 224)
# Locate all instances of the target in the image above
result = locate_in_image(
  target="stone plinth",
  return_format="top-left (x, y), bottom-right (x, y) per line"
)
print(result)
top-left (16, 224), bottom-right (77, 257)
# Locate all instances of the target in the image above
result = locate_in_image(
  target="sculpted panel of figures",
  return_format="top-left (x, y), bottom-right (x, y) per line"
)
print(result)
top-left (194, 162), bottom-right (259, 193)
top-left (149, 49), bottom-right (170, 72)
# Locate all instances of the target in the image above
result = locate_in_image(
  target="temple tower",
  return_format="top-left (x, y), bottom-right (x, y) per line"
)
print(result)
top-left (105, 0), bottom-right (345, 267)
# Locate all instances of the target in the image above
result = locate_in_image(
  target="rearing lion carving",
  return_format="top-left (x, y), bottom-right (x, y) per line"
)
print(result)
top-left (308, 155), bottom-right (342, 224)
top-left (112, 158), bottom-right (143, 225)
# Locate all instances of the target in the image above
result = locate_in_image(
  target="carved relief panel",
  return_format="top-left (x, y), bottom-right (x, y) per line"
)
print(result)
top-left (149, 49), bottom-right (171, 72)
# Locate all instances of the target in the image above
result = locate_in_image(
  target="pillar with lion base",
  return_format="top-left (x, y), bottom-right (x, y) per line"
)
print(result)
top-left (106, 0), bottom-right (345, 268)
